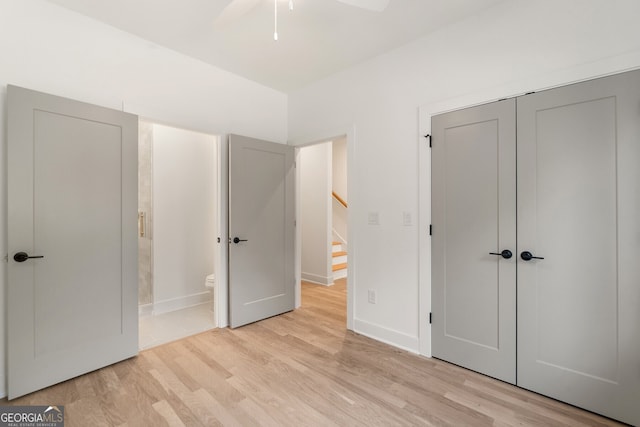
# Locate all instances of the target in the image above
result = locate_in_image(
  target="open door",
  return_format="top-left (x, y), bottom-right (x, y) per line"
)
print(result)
top-left (228, 134), bottom-right (295, 328)
top-left (7, 86), bottom-right (138, 398)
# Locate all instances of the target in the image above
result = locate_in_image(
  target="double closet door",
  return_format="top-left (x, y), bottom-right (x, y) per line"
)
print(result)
top-left (431, 69), bottom-right (640, 426)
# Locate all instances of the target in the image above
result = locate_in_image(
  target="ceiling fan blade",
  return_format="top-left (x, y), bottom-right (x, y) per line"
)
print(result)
top-left (214, 0), bottom-right (262, 27)
top-left (335, 0), bottom-right (390, 12)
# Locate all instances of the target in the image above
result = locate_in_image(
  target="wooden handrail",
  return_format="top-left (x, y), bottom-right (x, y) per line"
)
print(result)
top-left (332, 191), bottom-right (348, 208)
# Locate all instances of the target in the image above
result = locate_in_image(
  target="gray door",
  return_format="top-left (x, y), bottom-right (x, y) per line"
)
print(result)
top-left (432, 99), bottom-right (517, 383)
top-left (517, 70), bottom-right (640, 426)
top-left (7, 86), bottom-right (138, 398)
top-left (228, 134), bottom-right (295, 328)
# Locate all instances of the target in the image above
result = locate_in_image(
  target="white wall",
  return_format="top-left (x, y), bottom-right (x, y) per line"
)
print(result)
top-left (0, 1), bottom-right (287, 141)
top-left (299, 142), bottom-right (333, 285)
top-left (3, 0), bottom-right (640, 399)
top-left (0, 0), bottom-right (287, 397)
top-left (332, 137), bottom-right (348, 201)
top-left (152, 124), bottom-right (216, 313)
top-left (331, 138), bottom-right (348, 246)
top-left (288, 0), bottom-right (640, 353)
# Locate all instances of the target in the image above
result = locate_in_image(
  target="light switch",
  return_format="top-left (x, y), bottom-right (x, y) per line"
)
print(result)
top-left (368, 289), bottom-right (377, 304)
top-left (403, 211), bottom-right (412, 226)
top-left (368, 211), bottom-right (379, 225)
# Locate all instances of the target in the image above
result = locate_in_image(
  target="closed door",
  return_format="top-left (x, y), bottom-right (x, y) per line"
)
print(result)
top-left (431, 99), bottom-right (517, 383)
top-left (228, 134), bottom-right (295, 328)
top-left (517, 70), bottom-right (640, 426)
top-left (7, 85), bottom-right (138, 399)
top-left (432, 69), bottom-right (640, 426)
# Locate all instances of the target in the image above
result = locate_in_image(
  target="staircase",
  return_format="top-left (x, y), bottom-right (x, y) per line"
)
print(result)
top-left (332, 241), bottom-right (348, 280)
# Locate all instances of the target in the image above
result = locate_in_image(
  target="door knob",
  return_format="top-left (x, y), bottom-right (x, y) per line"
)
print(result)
top-left (13, 252), bottom-right (44, 263)
top-left (232, 237), bottom-right (248, 244)
top-left (520, 251), bottom-right (544, 261)
top-left (489, 249), bottom-right (513, 259)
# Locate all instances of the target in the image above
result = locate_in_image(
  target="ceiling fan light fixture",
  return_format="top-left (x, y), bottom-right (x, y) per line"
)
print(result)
top-left (274, 0), bottom-right (293, 42)
top-left (274, 0), bottom-right (278, 41)
top-left (217, 0), bottom-right (389, 31)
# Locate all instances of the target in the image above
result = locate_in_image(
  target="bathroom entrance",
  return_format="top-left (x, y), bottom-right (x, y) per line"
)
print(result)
top-left (137, 121), bottom-right (219, 349)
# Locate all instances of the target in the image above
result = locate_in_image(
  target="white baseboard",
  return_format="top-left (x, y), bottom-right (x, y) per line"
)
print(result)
top-left (152, 291), bottom-right (213, 315)
top-left (301, 272), bottom-right (333, 286)
top-left (138, 303), bottom-right (154, 317)
top-left (354, 318), bottom-right (420, 354)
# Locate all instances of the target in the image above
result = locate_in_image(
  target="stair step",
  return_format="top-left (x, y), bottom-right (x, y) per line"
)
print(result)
top-left (332, 241), bottom-right (347, 278)
top-left (332, 255), bottom-right (347, 265)
top-left (332, 262), bottom-right (347, 272)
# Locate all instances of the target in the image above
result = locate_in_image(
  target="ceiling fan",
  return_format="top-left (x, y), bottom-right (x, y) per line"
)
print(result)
top-left (215, 0), bottom-right (391, 30)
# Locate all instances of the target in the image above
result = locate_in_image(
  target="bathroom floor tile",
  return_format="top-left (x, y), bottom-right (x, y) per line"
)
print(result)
top-left (139, 303), bottom-right (215, 350)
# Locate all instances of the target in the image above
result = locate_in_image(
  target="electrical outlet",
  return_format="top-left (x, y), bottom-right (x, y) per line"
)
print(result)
top-left (368, 289), bottom-right (377, 304)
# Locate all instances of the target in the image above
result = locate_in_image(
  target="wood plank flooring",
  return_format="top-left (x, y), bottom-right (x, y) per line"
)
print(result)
top-left (1, 279), bottom-right (625, 426)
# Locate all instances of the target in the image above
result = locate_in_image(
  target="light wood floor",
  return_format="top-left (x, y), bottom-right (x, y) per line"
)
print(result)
top-left (2, 279), bottom-right (624, 426)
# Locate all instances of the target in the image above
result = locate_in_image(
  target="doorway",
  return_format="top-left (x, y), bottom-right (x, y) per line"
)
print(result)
top-left (297, 136), bottom-right (349, 326)
top-left (137, 121), bottom-right (218, 349)
top-left (140, 130), bottom-right (300, 336)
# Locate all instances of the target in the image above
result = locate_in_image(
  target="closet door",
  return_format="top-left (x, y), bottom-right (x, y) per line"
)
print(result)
top-left (517, 70), bottom-right (640, 426)
top-left (432, 99), bottom-right (517, 383)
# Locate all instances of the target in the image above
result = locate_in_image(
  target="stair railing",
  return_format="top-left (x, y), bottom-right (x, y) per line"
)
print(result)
top-left (332, 191), bottom-right (347, 209)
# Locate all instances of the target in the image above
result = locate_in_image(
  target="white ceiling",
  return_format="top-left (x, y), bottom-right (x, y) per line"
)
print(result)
top-left (46, 0), bottom-right (507, 93)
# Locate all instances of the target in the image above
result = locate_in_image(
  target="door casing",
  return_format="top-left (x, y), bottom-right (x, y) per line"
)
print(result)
top-left (290, 127), bottom-right (356, 332)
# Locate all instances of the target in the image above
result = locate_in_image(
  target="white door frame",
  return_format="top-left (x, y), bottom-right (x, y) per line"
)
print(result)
top-left (214, 135), bottom-right (229, 328)
top-left (289, 126), bottom-right (356, 331)
top-left (139, 125), bottom-right (224, 329)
